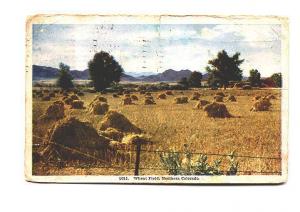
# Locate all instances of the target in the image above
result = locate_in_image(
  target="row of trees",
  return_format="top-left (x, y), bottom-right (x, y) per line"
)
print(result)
top-left (56, 50), bottom-right (282, 91)
top-left (247, 69), bottom-right (281, 87)
top-left (56, 51), bottom-right (124, 91)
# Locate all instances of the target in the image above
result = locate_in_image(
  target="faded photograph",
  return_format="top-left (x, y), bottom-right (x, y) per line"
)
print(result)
top-left (25, 15), bottom-right (288, 183)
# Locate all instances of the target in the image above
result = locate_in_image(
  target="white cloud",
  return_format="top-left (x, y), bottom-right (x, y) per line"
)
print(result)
top-left (199, 24), bottom-right (280, 47)
top-left (33, 24), bottom-right (282, 77)
top-left (241, 50), bottom-right (281, 77)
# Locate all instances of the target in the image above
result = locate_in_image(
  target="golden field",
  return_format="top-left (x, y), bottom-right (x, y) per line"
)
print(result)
top-left (32, 88), bottom-right (282, 176)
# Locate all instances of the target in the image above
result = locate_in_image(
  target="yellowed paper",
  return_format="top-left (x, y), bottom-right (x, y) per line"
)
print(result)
top-left (25, 15), bottom-right (288, 184)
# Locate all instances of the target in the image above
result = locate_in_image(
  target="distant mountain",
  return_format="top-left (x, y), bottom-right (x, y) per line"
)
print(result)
top-left (32, 65), bottom-right (59, 80)
top-left (32, 65), bottom-right (207, 82)
top-left (120, 73), bottom-right (140, 81)
top-left (32, 65), bottom-right (89, 80)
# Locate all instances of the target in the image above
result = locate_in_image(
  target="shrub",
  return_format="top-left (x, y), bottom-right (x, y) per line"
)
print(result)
top-left (160, 145), bottom-right (238, 175)
top-left (56, 63), bottom-right (74, 90)
top-left (188, 71), bottom-right (202, 88)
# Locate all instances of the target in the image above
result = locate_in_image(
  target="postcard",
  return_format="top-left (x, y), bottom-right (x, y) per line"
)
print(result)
top-left (25, 15), bottom-right (288, 184)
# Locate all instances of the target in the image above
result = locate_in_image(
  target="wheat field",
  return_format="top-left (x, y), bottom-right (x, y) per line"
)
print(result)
top-left (32, 88), bottom-right (281, 176)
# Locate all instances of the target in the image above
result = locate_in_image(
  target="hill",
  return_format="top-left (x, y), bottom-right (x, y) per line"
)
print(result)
top-left (32, 65), bottom-right (207, 82)
top-left (32, 65), bottom-right (89, 80)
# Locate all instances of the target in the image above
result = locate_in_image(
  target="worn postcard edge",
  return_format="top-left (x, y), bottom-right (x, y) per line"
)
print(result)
top-left (25, 14), bottom-right (289, 184)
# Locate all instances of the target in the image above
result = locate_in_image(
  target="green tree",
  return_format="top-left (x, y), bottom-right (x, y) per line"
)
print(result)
top-left (271, 73), bottom-right (282, 87)
top-left (206, 50), bottom-right (244, 89)
top-left (88, 51), bottom-right (124, 91)
top-left (56, 63), bottom-right (74, 90)
top-left (248, 69), bottom-right (261, 87)
top-left (188, 71), bottom-right (203, 88)
top-left (178, 77), bottom-right (189, 89)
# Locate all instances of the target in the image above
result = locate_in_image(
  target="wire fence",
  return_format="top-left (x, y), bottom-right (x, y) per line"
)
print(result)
top-left (32, 134), bottom-right (282, 175)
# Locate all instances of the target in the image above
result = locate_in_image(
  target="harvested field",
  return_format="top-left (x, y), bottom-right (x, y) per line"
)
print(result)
top-left (32, 88), bottom-right (282, 176)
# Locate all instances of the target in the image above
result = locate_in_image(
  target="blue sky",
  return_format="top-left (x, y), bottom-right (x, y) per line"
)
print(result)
top-left (32, 24), bottom-right (281, 77)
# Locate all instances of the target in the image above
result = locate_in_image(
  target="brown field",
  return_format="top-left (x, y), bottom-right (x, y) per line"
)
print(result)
top-left (32, 88), bottom-right (281, 176)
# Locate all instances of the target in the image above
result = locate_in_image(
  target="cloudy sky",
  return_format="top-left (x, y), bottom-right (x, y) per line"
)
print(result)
top-left (32, 24), bottom-right (281, 77)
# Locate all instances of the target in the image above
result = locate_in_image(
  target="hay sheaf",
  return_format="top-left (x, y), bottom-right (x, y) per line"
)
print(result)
top-left (253, 95), bottom-right (261, 101)
top-left (190, 92), bottom-right (201, 100)
top-left (131, 95), bottom-right (139, 101)
top-left (174, 96), bottom-right (188, 104)
top-left (89, 102), bottom-right (109, 115)
top-left (121, 134), bottom-right (152, 145)
top-left (70, 94), bottom-right (80, 100)
top-left (43, 101), bottom-right (65, 120)
top-left (145, 95), bottom-right (154, 100)
top-left (203, 102), bottom-right (233, 118)
top-left (157, 93), bottom-right (167, 99)
top-left (214, 95), bottom-right (224, 102)
top-left (77, 92), bottom-right (84, 96)
top-left (90, 95), bottom-right (107, 106)
top-left (99, 127), bottom-right (124, 142)
top-left (144, 98), bottom-right (156, 105)
top-left (71, 100), bottom-right (84, 109)
top-left (99, 110), bottom-right (142, 134)
top-left (250, 99), bottom-right (272, 111)
top-left (41, 117), bottom-right (111, 161)
top-left (47, 117), bottom-right (110, 148)
top-left (265, 94), bottom-right (276, 100)
top-left (122, 97), bottom-right (133, 105)
top-left (226, 95), bottom-right (237, 102)
top-left (42, 117), bottom-right (111, 161)
top-left (194, 100), bottom-right (210, 109)
top-left (165, 91), bottom-right (174, 95)
top-left (63, 92), bottom-right (69, 97)
top-left (63, 97), bottom-right (73, 105)
top-left (215, 92), bottom-right (225, 97)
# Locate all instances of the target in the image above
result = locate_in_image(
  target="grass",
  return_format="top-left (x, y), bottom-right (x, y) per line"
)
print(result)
top-left (32, 88), bottom-right (281, 176)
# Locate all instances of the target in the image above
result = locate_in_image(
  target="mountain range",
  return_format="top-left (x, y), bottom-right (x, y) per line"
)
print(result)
top-left (32, 65), bottom-right (208, 82)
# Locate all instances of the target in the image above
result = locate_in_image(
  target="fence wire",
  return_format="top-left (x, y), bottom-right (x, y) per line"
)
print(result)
top-left (31, 134), bottom-right (282, 175)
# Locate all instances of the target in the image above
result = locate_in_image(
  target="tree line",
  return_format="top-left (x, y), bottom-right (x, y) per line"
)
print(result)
top-left (56, 50), bottom-right (282, 91)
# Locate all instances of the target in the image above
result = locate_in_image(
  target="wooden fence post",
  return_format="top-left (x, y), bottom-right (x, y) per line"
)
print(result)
top-left (134, 143), bottom-right (142, 175)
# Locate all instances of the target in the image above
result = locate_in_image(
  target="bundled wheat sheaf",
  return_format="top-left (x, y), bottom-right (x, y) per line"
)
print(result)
top-left (174, 96), bottom-right (188, 104)
top-left (194, 99), bottom-right (210, 109)
top-left (203, 102), bottom-right (233, 118)
top-left (250, 99), bottom-right (272, 111)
